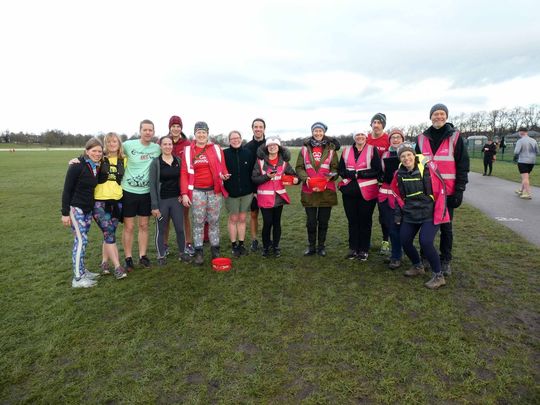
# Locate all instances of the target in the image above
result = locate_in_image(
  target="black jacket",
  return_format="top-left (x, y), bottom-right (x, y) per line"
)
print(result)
top-left (395, 164), bottom-right (434, 224)
top-left (337, 145), bottom-right (381, 197)
top-left (415, 123), bottom-right (469, 192)
top-left (223, 145), bottom-right (255, 197)
top-left (61, 157), bottom-right (99, 215)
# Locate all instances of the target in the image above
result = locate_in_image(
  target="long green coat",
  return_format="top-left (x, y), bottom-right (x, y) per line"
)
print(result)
top-left (295, 139), bottom-right (339, 207)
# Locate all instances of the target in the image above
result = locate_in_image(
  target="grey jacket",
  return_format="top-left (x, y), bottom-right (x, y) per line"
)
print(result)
top-left (514, 136), bottom-right (538, 164)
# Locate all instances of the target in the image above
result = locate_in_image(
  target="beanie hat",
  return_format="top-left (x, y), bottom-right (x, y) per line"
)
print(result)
top-left (388, 127), bottom-right (405, 141)
top-left (429, 103), bottom-right (448, 118)
top-left (266, 137), bottom-right (281, 147)
top-left (353, 130), bottom-right (368, 137)
top-left (168, 115), bottom-right (183, 129)
top-left (311, 122), bottom-right (328, 133)
top-left (397, 142), bottom-right (416, 158)
top-left (194, 121), bottom-right (209, 133)
top-left (371, 113), bottom-right (386, 128)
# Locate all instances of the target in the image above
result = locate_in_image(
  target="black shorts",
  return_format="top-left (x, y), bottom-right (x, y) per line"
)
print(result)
top-left (122, 190), bottom-right (151, 217)
top-left (250, 195), bottom-right (259, 211)
top-left (518, 163), bottom-right (535, 174)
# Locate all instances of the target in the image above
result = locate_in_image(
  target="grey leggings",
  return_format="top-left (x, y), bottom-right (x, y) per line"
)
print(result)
top-left (155, 197), bottom-right (185, 258)
top-left (192, 189), bottom-right (222, 248)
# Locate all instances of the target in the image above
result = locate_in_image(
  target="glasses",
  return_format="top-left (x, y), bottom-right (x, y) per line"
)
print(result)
top-left (229, 137), bottom-right (241, 141)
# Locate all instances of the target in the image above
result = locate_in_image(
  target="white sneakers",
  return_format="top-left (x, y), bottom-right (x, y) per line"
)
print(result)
top-left (72, 277), bottom-right (97, 288)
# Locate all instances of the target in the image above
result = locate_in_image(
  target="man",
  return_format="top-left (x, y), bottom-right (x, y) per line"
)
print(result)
top-left (482, 138), bottom-right (497, 176)
top-left (514, 127), bottom-right (538, 200)
top-left (122, 119), bottom-right (161, 270)
top-left (367, 113), bottom-right (391, 255)
top-left (167, 115), bottom-right (195, 255)
top-left (245, 118), bottom-right (266, 251)
top-left (415, 104), bottom-right (469, 276)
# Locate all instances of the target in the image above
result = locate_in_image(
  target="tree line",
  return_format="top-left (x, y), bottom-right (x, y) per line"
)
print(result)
top-left (2, 104), bottom-right (538, 147)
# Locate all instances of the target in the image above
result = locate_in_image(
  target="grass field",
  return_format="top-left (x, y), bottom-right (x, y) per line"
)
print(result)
top-left (1, 150), bottom-right (539, 404)
top-left (469, 157), bottom-right (540, 187)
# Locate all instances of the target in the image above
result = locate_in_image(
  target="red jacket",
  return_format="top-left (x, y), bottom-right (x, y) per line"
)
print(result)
top-left (181, 142), bottom-right (229, 199)
top-left (172, 135), bottom-right (190, 160)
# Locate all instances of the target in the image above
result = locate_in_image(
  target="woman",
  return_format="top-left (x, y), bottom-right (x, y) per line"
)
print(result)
top-left (378, 128), bottom-right (405, 269)
top-left (181, 121), bottom-right (229, 266)
top-left (93, 132), bottom-right (127, 279)
top-left (391, 143), bottom-right (450, 290)
top-left (150, 136), bottom-right (190, 265)
top-left (338, 130), bottom-right (381, 261)
top-left (223, 130), bottom-right (255, 257)
top-left (252, 137), bottom-right (298, 257)
top-left (61, 138), bottom-right (103, 288)
top-left (295, 122), bottom-right (338, 257)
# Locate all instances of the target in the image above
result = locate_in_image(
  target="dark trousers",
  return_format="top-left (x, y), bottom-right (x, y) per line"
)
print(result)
top-left (400, 221), bottom-right (441, 274)
top-left (483, 156), bottom-right (493, 174)
top-left (439, 205), bottom-right (454, 262)
top-left (379, 200), bottom-right (402, 260)
top-left (377, 202), bottom-right (389, 241)
top-left (305, 207), bottom-right (332, 249)
top-left (261, 206), bottom-right (284, 249)
top-left (342, 194), bottom-right (377, 253)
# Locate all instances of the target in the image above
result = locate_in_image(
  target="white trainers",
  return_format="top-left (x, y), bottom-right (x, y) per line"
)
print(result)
top-left (515, 189), bottom-right (523, 195)
top-left (72, 277), bottom-right (97, 288)
top-left (83, 270), bottom-right (100, 280)
top-left (520, 192), bottom-right (532, 200)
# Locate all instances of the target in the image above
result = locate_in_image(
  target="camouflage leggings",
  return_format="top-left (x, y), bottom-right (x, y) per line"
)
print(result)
top-left (191, 189), bottom-right (222, 248)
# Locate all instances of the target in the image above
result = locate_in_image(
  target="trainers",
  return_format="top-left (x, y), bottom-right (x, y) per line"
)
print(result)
top-left (250, 239), bottom-right (259, 252)
top-left (317, 247), bottom-right (327, 257)
top-left (179, 253), bottom-right (193, 263)
top-left (520, 192), bottom-right (532, 199)
top-left (164, 244), bottom-right (170, 257)
top-left (157, 257), bottom-right (167, 266)
top-left (357, 251), bottom-right (368, 261)
top-left (238, 243), bottom-right (248, 256)
top-left (441, 261), bottom-right (452, 276)
top-left (379, 240), bottom-right (390, 255)
top-left (125, 257), bottom-right (135, 272)
top-left (404, 264), bottom-right (425, 277)
top-left (388, 259), bottom-right (401, 270)
top-left (273, 246), bottom-right (281, 258)
top-left (424, 273), bottom-right (446, 289)
top-left (193, 249), bottom-right (204, 266)
top-left (232, 243), bottom-right (241, 258)
top-left (304, 247), bottom-right (317, 256)
top-left (72, 277), bottom-right (97, 288)
top-left (211, 246), bottom-right (220, 259)
top-left (345, 250), bottom-right (358, 260)
top-left (99, 262), bottom-right (110, 275)
top-left (515, 189), bottom-right (523, 195)
top-left (184, 243), bottom-right (196, 256)
top-left (114, 266), bottom-right (127, 280)
top-left (262, 247), bottom-right (271, 258)
top-left (84, 270), bottom-right (100, 280)
top-left (139, 255), bottom-right (151, 268)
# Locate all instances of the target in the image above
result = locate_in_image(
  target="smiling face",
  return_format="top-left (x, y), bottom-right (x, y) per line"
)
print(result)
top-left (229, 131), bottom-right (242, 149)
top-left (252, 120), bottom-right (265, 141)
top-left (106, 135), bottom-right (120, 153)
top-left (400, 151), bottom-right (416, 170)
top-left (170, 124), bottom-right (182, 139)
top-left (195, 129), bottom-right (208, 145)
top-left (371, 120), bottom-right (384, 137)
top-left (140, 123), bottom-right (155, 144)
top-left (312, 128), bottom-right (325, 141)
top-left (354, 132), bottom-right (367, 147)
top-left (86, 145), bottom-right (103, 163)
top-left (390, 133), bottom-right (404, 148)
top-left (267, 143), bottom-right (279, 155)
top-left (431, 110), bottom-right (447, 129)
top-left (160, 137), bottom-right (173, 155)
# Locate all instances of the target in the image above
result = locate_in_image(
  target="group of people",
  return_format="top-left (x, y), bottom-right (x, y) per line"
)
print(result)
top-left (61, 104), bottom-right (470, 290)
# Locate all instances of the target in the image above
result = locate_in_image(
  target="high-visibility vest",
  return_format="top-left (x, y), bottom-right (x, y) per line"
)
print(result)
top-left (184, 143), bottom-right (228, 198)
top-left (300, 145), bottom-right (336, 194)
top-left (378, 150), bottom-right (397, 207)
top-left (256, 160), bottom-right (291, 208)
top-left (338, 145), bottom-right (378, 201)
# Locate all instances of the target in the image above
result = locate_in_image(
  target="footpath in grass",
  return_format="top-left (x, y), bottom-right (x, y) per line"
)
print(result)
top-left (0, 151), bottom-right (539, 403)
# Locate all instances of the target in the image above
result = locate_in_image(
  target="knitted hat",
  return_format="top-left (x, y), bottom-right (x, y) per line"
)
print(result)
top-left (388, 127), bottom-right (405, 141)
top-left (168, 115), bottom-right (183, 129)
top-left (311, 122), bottom-right (328, 133)
top-left (371, 113), bottom-right (386, 128)
top-left (429, 103), bottom-right (448, 118)
top-left (194, 121), bottom-right (209, 133)
top-left (397, 142), bottom-right (416, 158)
top-left (266, 137), bottom-right (281, 147)
top-left (353, 130), bottom-right (368, 137)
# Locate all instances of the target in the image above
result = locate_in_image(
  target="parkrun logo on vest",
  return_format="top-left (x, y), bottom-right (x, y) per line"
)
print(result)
top-left (312, 151), bottom-right (322, 162)
top-left (194, 154), bottom-right (209, 165)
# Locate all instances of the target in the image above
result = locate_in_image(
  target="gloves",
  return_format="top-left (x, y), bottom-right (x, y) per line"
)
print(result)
top-left (447, 190), bottom-right (463, 208)
top-left (345, 170), bottom-right (356, 179)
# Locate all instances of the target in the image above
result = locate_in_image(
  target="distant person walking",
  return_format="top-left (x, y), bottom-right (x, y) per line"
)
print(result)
top-left (482, 139), bottom-right (497, 176)
top-left (514, 127), bottom-right (538, 200)
top-left (416, 103), bottom-right (469, 276)
top-left (61, 138), bottom-right (103, 288)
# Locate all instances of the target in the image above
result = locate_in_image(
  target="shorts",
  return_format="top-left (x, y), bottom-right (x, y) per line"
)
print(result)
top-left (518, 163), bottom-right (535, 174)
top-left (250, 195), bottom-right (259, 211)
top-left (225, 194), bottom-right (253, 214)
top-left (122, 190), bottom-right (151, 217)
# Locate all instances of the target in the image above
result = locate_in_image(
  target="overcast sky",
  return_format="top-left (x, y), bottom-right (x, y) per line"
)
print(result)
top-left (1, 0), bottom-right (539, 139)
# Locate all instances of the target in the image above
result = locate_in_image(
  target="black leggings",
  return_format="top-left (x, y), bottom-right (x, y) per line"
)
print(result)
top-left (260, 206), bottom-right (284, 249)
top-left (483, 155), bottom-right (493, 174)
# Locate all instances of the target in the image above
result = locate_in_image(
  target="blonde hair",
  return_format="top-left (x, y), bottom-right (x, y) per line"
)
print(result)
top-left (103, 132), bottom-right (124, 160)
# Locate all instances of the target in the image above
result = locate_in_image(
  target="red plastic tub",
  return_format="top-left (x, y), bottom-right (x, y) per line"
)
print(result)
top-left (281, 174), bottom-right (295, 185)
top-left (308, 177), bottom-right (328, 192)
top-left (211, 257), bottom-right (232, 272)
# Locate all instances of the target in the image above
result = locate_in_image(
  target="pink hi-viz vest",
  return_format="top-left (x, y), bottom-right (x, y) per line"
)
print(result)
top-left (256, 160), bottom-right (291, 208)
top-left (300, 145), bottom-right (336, 194)
top-left (338, 144), bottom-right (379, 201)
